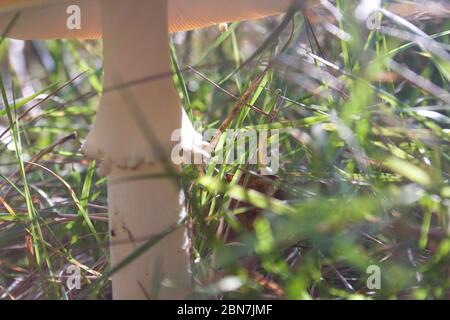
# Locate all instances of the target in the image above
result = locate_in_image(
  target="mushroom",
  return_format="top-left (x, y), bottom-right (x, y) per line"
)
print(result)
top-left (0, 0), bottom-right (292, 299)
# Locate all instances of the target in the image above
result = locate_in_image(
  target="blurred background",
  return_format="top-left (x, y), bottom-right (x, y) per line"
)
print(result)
top-left (0, 0), bottom-right (449, 299)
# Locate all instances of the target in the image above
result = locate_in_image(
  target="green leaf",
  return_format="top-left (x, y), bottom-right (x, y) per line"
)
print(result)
top-left (384, 157), bottom-right (431, 188)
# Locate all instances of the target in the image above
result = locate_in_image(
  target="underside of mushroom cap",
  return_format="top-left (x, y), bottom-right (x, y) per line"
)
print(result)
top-left (169, 0), bottom-right (292, 31)
top-left (0, 0), bottom-right (293, 40)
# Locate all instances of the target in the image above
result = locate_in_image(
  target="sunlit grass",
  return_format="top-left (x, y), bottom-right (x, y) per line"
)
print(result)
top-left (0, 1), bottom-right (449, 299)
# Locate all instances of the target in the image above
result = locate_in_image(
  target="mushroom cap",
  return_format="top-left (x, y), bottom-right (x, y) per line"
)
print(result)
top-left (0, 0), bottom-right (100, 39)
top-left (0, 0), bottom-right (292, 39)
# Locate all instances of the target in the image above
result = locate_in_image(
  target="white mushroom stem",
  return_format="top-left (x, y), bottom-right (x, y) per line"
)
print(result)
top-left (86, 0), bottom-right (189, 299)
top-left (108, 164), bottom-right (189, 300)
top-left (84, 0), bottom-right (181, 167)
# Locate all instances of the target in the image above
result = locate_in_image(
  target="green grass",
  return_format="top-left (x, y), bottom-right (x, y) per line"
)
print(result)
top-left (0, 1), bottom-right (449, 299)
